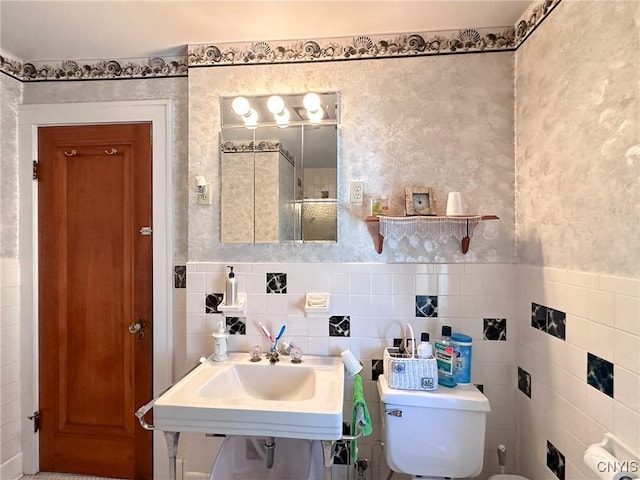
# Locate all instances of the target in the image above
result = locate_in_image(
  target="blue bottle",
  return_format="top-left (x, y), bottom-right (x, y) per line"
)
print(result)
top-left (451, 333), bottom-right (473, 385)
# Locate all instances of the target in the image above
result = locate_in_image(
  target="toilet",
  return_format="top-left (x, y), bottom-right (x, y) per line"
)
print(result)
top-left (377, 374), bottom-right (491, 479)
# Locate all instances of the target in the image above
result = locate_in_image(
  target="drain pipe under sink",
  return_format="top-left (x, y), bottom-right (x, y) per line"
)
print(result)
top-left (264, 436), bottom-right (276, 469)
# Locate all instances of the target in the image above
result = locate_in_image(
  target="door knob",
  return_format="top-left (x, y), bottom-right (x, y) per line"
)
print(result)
top-left (128, 319), bottom-right (146, 342)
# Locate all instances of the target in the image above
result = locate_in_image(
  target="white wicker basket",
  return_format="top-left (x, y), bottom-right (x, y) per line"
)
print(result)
top-left (383, 324), bottom-right (438, 391)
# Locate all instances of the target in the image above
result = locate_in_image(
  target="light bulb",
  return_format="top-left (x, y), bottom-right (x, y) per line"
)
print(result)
top-left (303, 92), bottom-right (321, 113)
top-left (231, 96), bottom-right (251, 116)
top-left (267, 95), bottom-right (285, 114)
top-left (243, 108), bottom-right (259, 128)
top-left (308, 107), bottom-right (324, 124)
top-left (275, 108), bottom-right (290, 128)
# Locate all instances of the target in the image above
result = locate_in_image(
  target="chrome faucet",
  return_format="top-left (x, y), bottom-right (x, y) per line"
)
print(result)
top-left (257, 323), bottom-right (286, 363)
top-left (266, 349), bottom-right (280, 363)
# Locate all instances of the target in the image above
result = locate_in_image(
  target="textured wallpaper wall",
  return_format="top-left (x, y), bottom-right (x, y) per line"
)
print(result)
top-left (515, 0), bottom-right (639, 277)
top-left (188, 53), bottom-right (516, 263)
top-left (21, 77), bottom-right (190, 261)
top-left (0, 74), bottom-right (22, 259)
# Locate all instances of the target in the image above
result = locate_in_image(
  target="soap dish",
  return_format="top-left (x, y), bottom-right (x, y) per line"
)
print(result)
top-left (304, 293), bottom-right (330, 314)
top-left (219, 292), bottom-right (247, 316)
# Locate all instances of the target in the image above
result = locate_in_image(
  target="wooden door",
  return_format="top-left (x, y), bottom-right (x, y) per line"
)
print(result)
top-left (37, 124), bottom-right (153, 479)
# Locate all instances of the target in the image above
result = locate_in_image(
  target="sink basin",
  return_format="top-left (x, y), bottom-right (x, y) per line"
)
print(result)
top-left (153, 353), bottom-right (344, 440)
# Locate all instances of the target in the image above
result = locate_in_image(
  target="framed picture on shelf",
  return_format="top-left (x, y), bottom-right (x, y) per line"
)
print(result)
top-left (405, 187), bottom-right (436, 216)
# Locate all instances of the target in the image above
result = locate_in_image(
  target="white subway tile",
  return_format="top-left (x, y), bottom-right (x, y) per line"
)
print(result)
top-left (307, 271), bottom-right (330, 292)
top-left (600, 275), bottom-right (640, 297)
top-left (330, 294), bottom-right (350, 314)
top-left (369, 294), bottom-right (394, 317)
top-left (186, 293), bottom-right (205, 314)
top-left (307, 318), bottom-right (328, 337)
top-left (614, 330), bottom-right (640, 374)
top-left (614, 294), bottom-right (640, 335)
top-left (350, 273), bottom-right (371, 295)
top-left (586, 387), bottom-right (614, 430)
top-left (349, 295), bottom-right (372, 316)
top-left (613, 401), bottom-right (640, 455)
top-left (392, 273), bottom-right (415, 295)
top-left (328, 273), bottom-right (349, 294)
top-left (245, 272), bottom-right (266, 294)
top-left (286, 270), bottom-right (307, 294)
top-left (415, 274), bottom-right (438, 295)
top-left (438, 274), bottom-right (462, 295)
top-left (371, 274), bottom-right (393, 295)
top-left (566, 270), bottom-right (600, 290)
top-left (614, 366), bottom-right (640, 413)
top-left (434, 264), bottom-right (466, 274)
top-left (265, 294), bottom-right (287, 315)
top-left (307, 336), bottom-right (329, 356)
top-left (586, 321), bottom-right (615, 363)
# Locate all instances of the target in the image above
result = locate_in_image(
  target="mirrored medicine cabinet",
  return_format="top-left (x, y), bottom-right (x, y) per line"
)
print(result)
top-left (219, 92), bottom-right (339, 244)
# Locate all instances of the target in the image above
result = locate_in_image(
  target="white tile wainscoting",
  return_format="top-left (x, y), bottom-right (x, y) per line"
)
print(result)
top-left (178, 262), bottom-right (518, 479)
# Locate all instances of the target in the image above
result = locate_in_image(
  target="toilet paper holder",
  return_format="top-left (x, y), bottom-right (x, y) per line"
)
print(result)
top-left (584, 433), bottom-right (639, 480)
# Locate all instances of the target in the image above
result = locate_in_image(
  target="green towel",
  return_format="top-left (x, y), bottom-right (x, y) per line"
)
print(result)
top-left (351, 373), bottom-right (372, 462)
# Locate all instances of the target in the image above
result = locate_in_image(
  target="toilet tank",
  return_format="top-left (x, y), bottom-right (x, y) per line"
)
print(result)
top-left (377, 374), bottom-right (490, 478)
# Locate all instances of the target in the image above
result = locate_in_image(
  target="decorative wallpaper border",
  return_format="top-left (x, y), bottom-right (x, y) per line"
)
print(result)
top-left (188, 26), bottom-right (516, 67)
top-left (220, 140), bottom-right (296, 166)
top-left (1, 53), bottom-right (188, 82)
top-left (514, 0), bottom-right (562, 47)
top-left (0, 0), bottom-right (560, 81)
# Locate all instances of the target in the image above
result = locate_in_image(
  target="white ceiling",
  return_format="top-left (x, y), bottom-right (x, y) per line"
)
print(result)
top-left (0, 1), bottom-right (532, 63)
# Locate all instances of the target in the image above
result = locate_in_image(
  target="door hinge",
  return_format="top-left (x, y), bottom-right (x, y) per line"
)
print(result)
top-left (139, 226), bottom-right (153, 236)
top-left (33, 161), bottom-right (38, 180)
top-left (28, 411), bottom-right (40, 432)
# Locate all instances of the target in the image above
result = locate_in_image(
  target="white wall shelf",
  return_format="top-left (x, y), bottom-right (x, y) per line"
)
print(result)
top-left (365, 215), bottom-right (499, 254)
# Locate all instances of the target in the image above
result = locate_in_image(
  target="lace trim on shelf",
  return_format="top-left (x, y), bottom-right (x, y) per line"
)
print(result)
top-left (378, 216), bottom-right (481, 242)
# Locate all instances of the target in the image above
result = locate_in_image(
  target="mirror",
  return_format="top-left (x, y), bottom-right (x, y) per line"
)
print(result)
top-left (220, 92), bottom-right (339, 243)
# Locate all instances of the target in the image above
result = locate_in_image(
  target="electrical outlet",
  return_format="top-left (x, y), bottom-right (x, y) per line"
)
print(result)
top-left (197, 184), bottom-right (212, 205)
top-left (350, 181), bottom-right (364, 204)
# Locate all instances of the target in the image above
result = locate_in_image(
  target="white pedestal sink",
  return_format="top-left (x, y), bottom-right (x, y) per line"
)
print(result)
top-left (154, 353), bottom-right (344, 440)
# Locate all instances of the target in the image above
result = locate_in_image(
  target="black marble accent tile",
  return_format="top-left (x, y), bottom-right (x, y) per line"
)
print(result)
top-left (205, 293), bottom-right (224, 313)
top-left (415, 295), bottom-right (438, 317)
top-left (266, 272), bottom-right (287, 293)
top-left (531, 303), bottom-right (547, 331)
top-left (226, 317), bottom-right (246, 335)
top-left (484, 318), bottom-right (507, 340)
top-left (393, 338), bottom-right (403, 348)
top-left (372, 359), bottom-right (383, 381)
top-left (518, 366), bottom-right (532, 398)
top-left (546, 441), bottom-right (565, 480)
top-left (587, 353), bottom-right (614, 398)
top-left (329, 315), bottom-right (350, 337)
top-left (174, 265), bottom-right (186, 289)
top-left (475, 384), bottom-right (484, 393)
top-left (547, 308), bottom-right (566, 340)
top-left (333, 422), bottom-right (351, 465)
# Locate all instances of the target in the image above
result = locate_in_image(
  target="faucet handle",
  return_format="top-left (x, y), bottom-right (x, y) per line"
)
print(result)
top-left (290, 346), bottom-right (303, 364)
top-left (249, 345), bottom-right (262, 362)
